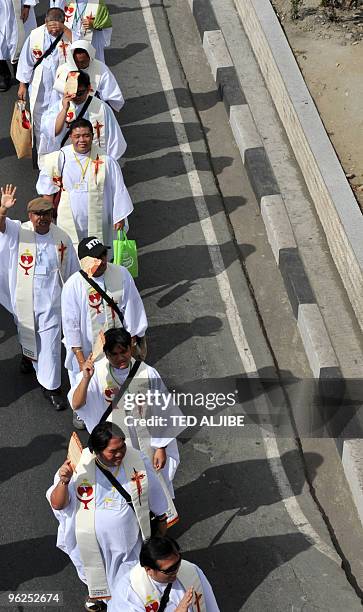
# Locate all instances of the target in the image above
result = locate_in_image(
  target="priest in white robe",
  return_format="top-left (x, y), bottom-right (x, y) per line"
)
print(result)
top-left (47, 422), bottom-right (168, 610)
top-left (0, 0), bottom-right (38, 92)
top-left (52, 39), bottom-right (124, 112)
top-left (36, 117), bottom-right (133, 249)
top-left (38, 70), bottom-right (126, 160)
top-left (49, 0), bottom-right (112, 62)
top-left (108, 536), bottom-right (220, 612)
top-left (0, 185), bottom-right (79, 410)
top-left (16, 7), bottom-right (73, 150)
top-left (62, 236), bottom-right (147, 392)
top-left (69, 327), bottom-right (182, 501)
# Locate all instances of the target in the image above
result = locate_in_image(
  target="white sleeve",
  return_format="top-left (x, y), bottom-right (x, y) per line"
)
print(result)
top-left (15, 35), bottom-right (33, 84)
top-left (22, 0), bottom-right (38, 7)
top-left (61, 276), bottom-right (83, 349)
top-left (144, 456), bottom-right (168, 517)
top-left (197, 566), bottom-right (220, 612)
top-left (104, 103), bottom-right (126, 159)
top-left (99, 68), bottom-right (124, 112)
top-left (120, 267), bottom-right (148, 337)
top-left (36, 164), bottom-right (59, 196)
top-left (107, 157), bottom-right (133, 223)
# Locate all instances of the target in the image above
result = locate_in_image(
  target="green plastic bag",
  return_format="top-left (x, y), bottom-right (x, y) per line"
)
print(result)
top-left (113, 230), bottom-right (138, 278)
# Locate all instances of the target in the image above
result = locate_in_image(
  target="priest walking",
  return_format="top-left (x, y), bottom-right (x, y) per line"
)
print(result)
top-left (36, 118), bottom-right (133, 248)
top-left (0, 185), bottom-right (79, 410)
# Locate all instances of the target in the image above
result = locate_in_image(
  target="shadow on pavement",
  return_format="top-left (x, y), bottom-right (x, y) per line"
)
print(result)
top-left (123, 88), bottom-right (219, 123)
top-left (124, 151), bottom-right (233, 187)
top-left (183, 535), bottom-right (312, 611)
top-left (104, 43), bottom-right (149, 66)
top-left (0, 434), bottom-right (67, 485)
top-left (123, 121), bottom-right (208, 157)
top-left (0, 535), bottom-right (69, 592)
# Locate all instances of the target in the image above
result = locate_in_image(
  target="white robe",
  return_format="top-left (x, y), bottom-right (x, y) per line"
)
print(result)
top-left (61, 265), bottom-right (148, 385)
top-left (36, 144), bottom-right (133, 249)
top-left (16, 27), bottom-right (70, 148)
top-left (0, 219), bottom-right (79, 389)
top-left (53, 39), bottom-right (124, 112)
top-left (46, 455), bottom-right (168, 592)
top-left (38, 96), bottom-right (125, 160)
top-left (0, 0), bottom-right (38, 62)
top-left (49, 0), bottom-right (112, 62)
top-left (68, 359), bottom-right (182, 495)
top-left (108, 564), bottom-right (220, 612)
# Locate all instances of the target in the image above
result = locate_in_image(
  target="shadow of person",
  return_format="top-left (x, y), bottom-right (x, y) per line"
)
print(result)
top-left (182, 536), bottom-right (312, 611)
top-left (137, 243), bottom-right (255, 297)
top-left (104, 43), bottom-right (149, 66)
top-left (123, 88), bottom-right (219, 124)
top-left (133, 195), bottom-right (245, 249)
top-left (0, 535), bottom-right (69, 592)
top-left (123, 151), bottom-right (233, 187)
top-left (146, 316), bottom-right (223, 363)
top-left (0, 434), bottom-right (67, 484)
top-left (173, 451), bottom-right (323, 539)
top-left (122, 121), bottom-right (209, 158)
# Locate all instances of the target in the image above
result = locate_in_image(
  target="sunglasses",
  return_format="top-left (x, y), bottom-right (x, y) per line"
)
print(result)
top-left (75, 88), bottom-right (88, 96)
top-left (155, 554), bottom-right (182, 575)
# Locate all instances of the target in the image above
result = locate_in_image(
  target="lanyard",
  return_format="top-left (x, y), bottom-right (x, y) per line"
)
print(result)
top-left (73, 150), bottom-right (91, 181)
top-left (74, 1), bottom-right (88, 26)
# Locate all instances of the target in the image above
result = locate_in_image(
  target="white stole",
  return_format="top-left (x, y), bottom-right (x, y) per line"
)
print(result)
top-left (81, 263), bottom-right (124, 353)
top-left (74, 446), bottom-right (150, 599)
top-left (42, 144), bottom-right (106, 246)
top-left (64, 96), bottom-right (106, 152)
top-left (64, 1), bottom-right (100, 42)
top-left (98, 359), bottom-right (179, 526)
top-left (15, 222), bottom-right (69, 360)
top-left (29, 25), bottom-right (70, 129)
top-left (130, 561), bottom-right (207, 612)
top-left (11, 0), bottom-right (26, 63)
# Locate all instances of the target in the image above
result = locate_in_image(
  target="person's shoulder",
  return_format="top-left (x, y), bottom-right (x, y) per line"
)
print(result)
top-left (63, 268), bottom-right (81, 289)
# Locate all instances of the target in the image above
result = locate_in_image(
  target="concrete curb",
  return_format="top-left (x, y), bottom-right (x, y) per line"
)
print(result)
top-left (188, 0), bottom-right (363, 530)
top-left (188, 0), bottom-right (340, 381)
top-left (234, 0), bottom-right (363, 337)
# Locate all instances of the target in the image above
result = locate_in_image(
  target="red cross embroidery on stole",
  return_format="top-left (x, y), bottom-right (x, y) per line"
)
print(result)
top-left (59, 40), bottom-right (69, 60)
top-left (58, 241), bottom-right (67, 264)
top-left (93, 120), bottom-right (104, 144)
top-left (131, 468), bottom-right (145, 506)
top-left (92, 154), bottom-right (104, 184)
top-left (194, 592), bottom-right (202, 612)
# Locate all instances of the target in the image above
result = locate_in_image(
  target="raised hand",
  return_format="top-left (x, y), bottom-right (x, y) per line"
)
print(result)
top-left (21, 5), bottom-right (30, 23)
top-left (0, 184), bottom-right (16, 209)
top-left (175, 588), bottom-right (194, 612)
top-left (82, 353), bottom-right (95, 381)
top-left (58, 459), bottom-right (73, 484)
top-left (62, 92), bottom-right (75, 110)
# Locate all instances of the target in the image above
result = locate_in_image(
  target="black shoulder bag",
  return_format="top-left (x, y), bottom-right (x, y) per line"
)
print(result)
top-left (79, 269), bottom-right (125, 327)
top-left (61, 95), bottom-right (93, 147)
top-left (95, 459), bottom-right (161, 536)
top-left (33, 33), bottom-right (63, 71)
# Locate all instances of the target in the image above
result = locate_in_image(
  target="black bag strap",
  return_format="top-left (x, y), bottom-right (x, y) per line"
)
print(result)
top-left (33, 33), bottom-right (63, 70)
top-left (79, 269), bottom-right (125, 327)
top-left (61, 95), bottom-right (93, 147)
top-left (95, 459), bottom-right (134, 508)
top-left (159, 583), bottom-right (173, 612)
top-left (99, 359), bottom-right (141, 422)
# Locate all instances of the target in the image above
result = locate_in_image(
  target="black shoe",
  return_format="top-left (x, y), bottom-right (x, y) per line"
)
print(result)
top-left (42, 387), bottom-right (66, 411)
top-left (20, 355), bottom-right (34, 374)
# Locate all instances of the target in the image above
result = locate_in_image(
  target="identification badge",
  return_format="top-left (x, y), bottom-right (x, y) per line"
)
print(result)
top-left (35, 266), bottom-right (47, 275)
top-left (77, 180), bottom-right (88, 192)
top-left (103, 497), bottom-right (122, 511)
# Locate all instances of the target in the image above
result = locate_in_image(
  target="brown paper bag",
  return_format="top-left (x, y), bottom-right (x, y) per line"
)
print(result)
top-left (10, 101), bottom-right (32, 159)
top-left (64, 71), bottom-right (79, 96)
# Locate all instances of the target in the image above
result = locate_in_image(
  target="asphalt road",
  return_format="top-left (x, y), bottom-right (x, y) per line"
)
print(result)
top-left (0, 1), bottom-right (361, 611)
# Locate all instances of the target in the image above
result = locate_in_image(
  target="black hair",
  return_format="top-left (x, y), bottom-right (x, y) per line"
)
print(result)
top-left (77, 69), bottom-right (91, 88)
top-left (73, 48), bottom-right (90, 57)
top-left (103, 328), bottom-right (132, 354)
top-left (88, 422), bottom-right (125, 454)
top-left (69, 118), bottom-right (93, 135)
top-left (140, 537), bottom-right (180, 569)
top-left (46, 7), bottom-right (65, 22)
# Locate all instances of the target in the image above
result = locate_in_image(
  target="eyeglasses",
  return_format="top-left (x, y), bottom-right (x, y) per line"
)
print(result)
top-left (155, 554), bottom-right (182, 575)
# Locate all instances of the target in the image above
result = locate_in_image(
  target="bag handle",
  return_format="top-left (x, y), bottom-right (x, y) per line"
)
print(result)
top-left (79, 269), bottom-right (125, 327)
